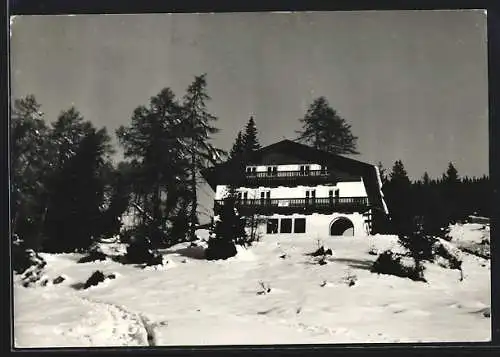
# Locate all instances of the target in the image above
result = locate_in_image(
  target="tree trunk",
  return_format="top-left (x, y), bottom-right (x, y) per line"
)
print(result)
top-left (189, 150), bottom-right (197, 241)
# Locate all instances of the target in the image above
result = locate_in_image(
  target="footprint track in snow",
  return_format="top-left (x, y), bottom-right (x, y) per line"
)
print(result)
top-left (73, 296), bottom-right (161, 346)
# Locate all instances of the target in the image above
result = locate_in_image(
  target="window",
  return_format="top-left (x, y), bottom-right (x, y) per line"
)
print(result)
top-left (267, 166), bottom-right (272, 176)
top-left (280, 218), bottom-right (292, 233)
top-left (272, 166), bottom-right (278, 176)
top-left (252, 167), bottom-right (257, 173)
top-left (267, 219), bottom-right (279, 234)
top-left (243, 192), bottom-right (248, 200)
top-left (305, 165), bottom-right (311, 175)
top-left (294, 218), bottom-right (306, 233)
top-left (246, 167), bottom-right (252, 174)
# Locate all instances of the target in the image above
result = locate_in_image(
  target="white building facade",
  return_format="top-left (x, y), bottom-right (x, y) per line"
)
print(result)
top-left (203, 140), bottom-right (389, 238)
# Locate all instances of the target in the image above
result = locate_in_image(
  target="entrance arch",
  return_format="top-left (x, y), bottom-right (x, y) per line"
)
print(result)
top-left (329, 217), bottom-right (355, 236)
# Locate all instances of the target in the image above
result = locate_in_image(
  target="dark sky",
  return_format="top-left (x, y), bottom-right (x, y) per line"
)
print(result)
top-left (11, 10), bottom-right (488, 183)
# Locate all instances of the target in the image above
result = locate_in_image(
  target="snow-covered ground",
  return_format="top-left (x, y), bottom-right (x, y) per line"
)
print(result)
top-left (13, 224), bottom-right (491, 347)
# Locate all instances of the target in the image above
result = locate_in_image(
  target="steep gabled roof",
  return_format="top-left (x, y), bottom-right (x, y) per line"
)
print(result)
top-left (202, 139), bottom-right (388, 214)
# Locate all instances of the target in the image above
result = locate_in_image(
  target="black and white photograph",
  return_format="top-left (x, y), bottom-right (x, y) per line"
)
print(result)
top-left (10, 10), bottom-right (490, 347)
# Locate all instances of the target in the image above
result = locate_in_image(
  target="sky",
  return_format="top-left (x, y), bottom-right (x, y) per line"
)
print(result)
top-left (10, 11), bottom-right (488, 219)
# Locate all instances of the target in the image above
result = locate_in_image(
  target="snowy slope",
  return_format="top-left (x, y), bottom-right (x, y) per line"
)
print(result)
top-left (14, 226), bottom-right (490, 347)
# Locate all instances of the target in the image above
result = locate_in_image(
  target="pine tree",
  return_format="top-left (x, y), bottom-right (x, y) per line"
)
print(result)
top-left (43, 127), bottom-right (114, 252)
top-left (182, 74), bottom-right (226, 240)
top-left (385, 160), bottom-right (413, 234)
top-left (390, 160), bottom-right (411, 187)
top-left (296, 96), bottom-right (359, 155)
top-left (50, 107), bottom-right (93, 168)
top-left (242, 116), bottom-right (261, 154)
top-left (10, 95), bottom-right (52, 249)
top-left (422, 172), bottom-right (430, 186)
top-left (443, 162), bottom-right (459, 184)
top-left (441, 162), bottom-right (461, 223)
top-left (229, 131), bottom-right (245, 159)
top-left (117, 88), bottom-right (189, 246)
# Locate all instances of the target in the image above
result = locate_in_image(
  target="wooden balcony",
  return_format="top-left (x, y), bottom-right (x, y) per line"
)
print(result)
top-left (243, 169), bottom-right (360, 187)
top-left (214, 196), bottom-right (370, 215)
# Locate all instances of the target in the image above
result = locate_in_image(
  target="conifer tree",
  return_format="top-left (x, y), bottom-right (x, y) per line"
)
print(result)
top-left (296, 96), bottom-right (359, 155)
top-left (242, 116), bottom-right (261, 154)
top-left (43, 126), bottom-right (113, 252)
top-left (422, 172), bottom-right (430, 186)
top-left (10, 95), bottom-right (52, 249)
top-left (442, 162), bottom-right (459, 184)
top-left (182, 74), bottom-right (226, 240)
top-left (385, 160), bottom-right (413, 234)
top-left (117, 88), bottom-right (189, 246)
top-left (229, 131), bottom-right (245, 159)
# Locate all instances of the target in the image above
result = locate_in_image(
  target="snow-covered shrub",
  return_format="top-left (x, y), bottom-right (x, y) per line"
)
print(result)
top-left (432, 240), bottom-right (463, 270)
top-left (77, 243), bottom-right (108, 263)
top-left (205, 196), bottom-right (240, 260)
top-left (308, 241), bottom-right (333, 265)
top-left (398, 219), bottom-right (437, 264)
top-left (52, 275), bottom-right (66, 285)
top-left (309, 240), bottom-right (333, 257)
top-left (242, 213), bottom-right (266, 247)
top-left (257, 281), bottom-right (272, 295)
top-left (83, 270), bottom-right (106, 289)
top-left (205, 238), bottom-right (237, 261)
top-left (124, 235), bottom-right (163, 266)
top-left (83, 270), bottom-right (118, 289)
top-left (343, 271), bottom-right (358, 287)
top-left (19, 250), bottom-right (48, 287)
top-left (371, 250), bottom-right (426, 282)
top-left (12, 235), bottom-right (46, 274)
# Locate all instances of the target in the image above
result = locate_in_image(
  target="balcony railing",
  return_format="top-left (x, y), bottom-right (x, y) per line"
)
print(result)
top-left (214, 196), bottom-right (369, 214)
top-left (246, 169), bottom-right (331, 179)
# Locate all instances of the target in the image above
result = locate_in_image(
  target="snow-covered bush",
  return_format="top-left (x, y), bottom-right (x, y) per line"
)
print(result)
top-left (84, 270), bottom-right (106, 289)
top-left (205, 196), bottom-right (240, 260)
top-left (343, 271), bottom-right (358, 287)
top-left (308, 241), bottom-right (333, 265)
top-left (432, 240), bottom-right (463, 270)
top-left (398, 229), bottom-right (436, 264)
top-left (368, 245), bottom-right (378, 256)
top-left (123, 235), bottom-right (163, 266)
top-left (309, 240), bottom-right (333, 257)
top-left (371, 250), bottom-right (426, 282)
top-left (52, 275), bottom-right (66, 285)
top-left (77, 243), bottom-right (108, 263)
top-left (19, 249), bottom-right (48, 287)
top-left (256, 281), bottom-right (272, 295)
top-left (83, 270), bottom-right (118, 289)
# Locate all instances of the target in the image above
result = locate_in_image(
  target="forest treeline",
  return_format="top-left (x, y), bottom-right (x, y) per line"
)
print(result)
top-left (10, 78), bottom-right (490, 256)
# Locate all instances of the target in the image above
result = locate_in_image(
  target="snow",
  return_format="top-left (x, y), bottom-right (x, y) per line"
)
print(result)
top-left (14, 226), bottom-right (490, 347)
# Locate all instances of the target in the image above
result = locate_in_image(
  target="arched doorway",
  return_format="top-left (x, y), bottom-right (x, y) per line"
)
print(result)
top-left (329, 217), bottom-right (355, 236)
